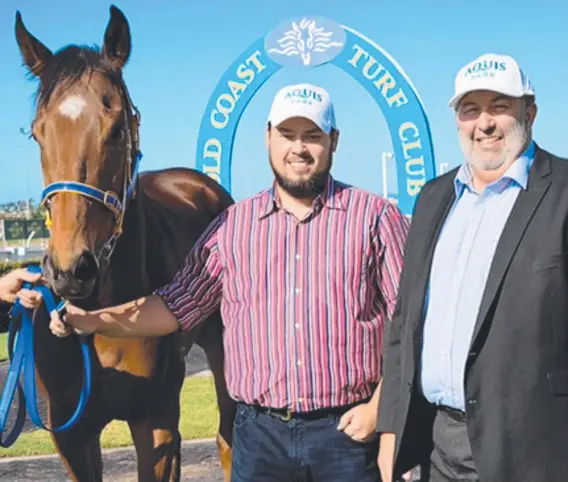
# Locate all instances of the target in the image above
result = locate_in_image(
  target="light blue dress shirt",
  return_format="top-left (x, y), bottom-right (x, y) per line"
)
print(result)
top-left (420, 141), bottom-right (536, 411)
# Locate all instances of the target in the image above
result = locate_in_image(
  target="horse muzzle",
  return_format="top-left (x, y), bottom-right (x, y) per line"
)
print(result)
top-left (42, 250), bottom-right (99, 300)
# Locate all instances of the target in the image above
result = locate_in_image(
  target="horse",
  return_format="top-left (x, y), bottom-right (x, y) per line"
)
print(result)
top-left (12, 5), bottom-right (236, 481)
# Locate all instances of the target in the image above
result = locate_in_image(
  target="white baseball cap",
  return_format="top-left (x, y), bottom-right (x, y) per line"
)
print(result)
top-left (268, 83), bottom-right (336, 133)
top-left (448, 53), bottom-right (535, 109)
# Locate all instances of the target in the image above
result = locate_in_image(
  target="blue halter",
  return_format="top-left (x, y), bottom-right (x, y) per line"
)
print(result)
top-left (40, 151), bottom-right (141, 222)
top-left (0, 265), bottom-right (92, 447)
top-left (42, 182), bottom-right (124, 218)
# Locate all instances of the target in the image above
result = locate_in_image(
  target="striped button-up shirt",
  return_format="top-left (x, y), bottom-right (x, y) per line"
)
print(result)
top-left (155, 176), bottom-right (409, 411)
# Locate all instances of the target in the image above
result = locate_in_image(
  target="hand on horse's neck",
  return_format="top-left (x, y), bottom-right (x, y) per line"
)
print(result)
top-left (275, 185), bottom-right (315, 221)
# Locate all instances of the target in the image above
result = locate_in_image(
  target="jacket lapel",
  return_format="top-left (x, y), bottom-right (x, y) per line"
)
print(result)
top-left (469, 147), bottom-right (552, 348)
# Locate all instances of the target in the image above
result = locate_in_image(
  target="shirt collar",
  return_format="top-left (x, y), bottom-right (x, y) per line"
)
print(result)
top-left (454, 140), bottom-right (536, 197)
top-left (259, 174), bottom-right (346, 219)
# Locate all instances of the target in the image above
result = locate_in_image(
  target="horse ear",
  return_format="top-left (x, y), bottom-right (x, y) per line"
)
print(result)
top-left (14, 11), bottom-right (53, 78)
top-left (102, 5), bottom-right (131, 70)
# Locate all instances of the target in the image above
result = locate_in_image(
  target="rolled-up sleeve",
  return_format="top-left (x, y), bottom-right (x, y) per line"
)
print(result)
top-left (154, 212), bottom-right (226, 332)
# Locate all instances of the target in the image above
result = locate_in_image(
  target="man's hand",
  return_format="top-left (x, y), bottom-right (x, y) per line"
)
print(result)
top-left (52, 295), bottom-right (178, 339)
top-left (378, 432), bottom-right (396, 482)
top-left (50, 303), bottom-right (99, 338)
top-left (337, 401), bottom-right (378, 443)
top-left (0, 268), bottom-right (43, 308)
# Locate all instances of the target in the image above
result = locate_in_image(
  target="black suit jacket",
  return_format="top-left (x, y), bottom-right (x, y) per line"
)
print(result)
top-left (378, 145), bottom-right (568, 482)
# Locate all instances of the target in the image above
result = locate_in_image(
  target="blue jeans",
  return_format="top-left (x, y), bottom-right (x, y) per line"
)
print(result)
top-left (231, 403), bottom-right (380, 481)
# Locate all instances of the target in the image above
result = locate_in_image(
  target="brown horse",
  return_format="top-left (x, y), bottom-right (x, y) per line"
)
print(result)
top-left (13, 5), bottom-right (236, 481)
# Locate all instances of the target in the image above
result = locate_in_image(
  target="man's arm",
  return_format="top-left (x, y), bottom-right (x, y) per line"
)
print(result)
top-left (372, 201), bottom-right (409, 433)
top-left (359, 201), bottom-right (407, 428)
top-left (375, 202), bottom-right (410, 323)
top-left (373, 203), bottom-right (411, 482)
top-left (376, 261), bottom-right (410, 482)
top-left (62, 212), bottom-right (227, 338)
top-left (374, 202), bottom-right (408, 431)
top-left (336, 202), bottom-right (409, 443)
top-left (61, 294), bottom-right (179, 338)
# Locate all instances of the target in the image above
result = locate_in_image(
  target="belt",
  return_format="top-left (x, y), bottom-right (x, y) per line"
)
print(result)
top-left (246, 398), bottom-right (370, 423)
top-left (439, 405), bottom-right (467, 423)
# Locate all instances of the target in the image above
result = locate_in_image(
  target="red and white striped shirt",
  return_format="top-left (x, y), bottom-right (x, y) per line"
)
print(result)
top-left (155, 176), bottom-right (409, 411)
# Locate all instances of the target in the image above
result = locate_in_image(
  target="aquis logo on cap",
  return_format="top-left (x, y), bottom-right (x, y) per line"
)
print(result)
top-left (464, 58), bottom-right (507, 79)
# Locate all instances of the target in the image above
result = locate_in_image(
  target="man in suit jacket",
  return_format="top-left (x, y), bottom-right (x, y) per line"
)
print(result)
top-left (376, 52), bottom-right (568, 482)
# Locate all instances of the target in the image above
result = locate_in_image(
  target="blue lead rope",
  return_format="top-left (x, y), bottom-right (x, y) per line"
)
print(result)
top-left (0, 318), bottom-right (26, 447)
top-left (0, 265), bottom-right (92, 447)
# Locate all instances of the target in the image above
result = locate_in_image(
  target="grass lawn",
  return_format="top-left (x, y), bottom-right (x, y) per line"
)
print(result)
top-left (0, 375), bottom-right (219, 458)
top-left (0, 333), bottom-right (7, 362)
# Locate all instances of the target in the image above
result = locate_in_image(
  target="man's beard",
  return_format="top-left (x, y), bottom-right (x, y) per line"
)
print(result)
top-left (270, 153), bottom-right (332, 199)
top-left (459, 114), bottom-right (530, 171)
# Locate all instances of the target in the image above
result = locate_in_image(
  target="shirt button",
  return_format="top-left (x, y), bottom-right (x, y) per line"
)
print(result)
top-left (294, 288), bottom-right (300, 294)
top-left (295, 254), bottom-right (301, 260)
top-left (298, 397), bottom-right (303, 403)
top-left (295, 323), bottom-right (300, 329)
top-left (297, 360), bottom-right (302, 366)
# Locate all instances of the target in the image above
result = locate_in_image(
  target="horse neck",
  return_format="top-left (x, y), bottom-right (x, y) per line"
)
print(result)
top-left (94, 192), bottom-right (151, 308)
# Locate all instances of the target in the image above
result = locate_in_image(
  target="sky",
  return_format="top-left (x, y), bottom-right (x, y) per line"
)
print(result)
top-left (0, 0), bottom-right (566, 205)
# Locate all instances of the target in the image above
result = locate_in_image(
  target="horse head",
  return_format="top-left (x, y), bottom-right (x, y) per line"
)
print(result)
top-left (14, 5), bottom-right (141, 301)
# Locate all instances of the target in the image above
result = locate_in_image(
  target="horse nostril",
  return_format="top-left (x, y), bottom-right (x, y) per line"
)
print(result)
top-left (42, 253), bottom-right (58, 279)
top-left (72, 251), bottom-right (99, 282)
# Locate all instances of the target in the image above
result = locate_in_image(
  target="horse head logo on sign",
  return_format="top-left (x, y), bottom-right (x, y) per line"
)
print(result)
top-left (195, 16), bottom-right (437, 216)
top-left (266, 18), bottom-right (346, 67)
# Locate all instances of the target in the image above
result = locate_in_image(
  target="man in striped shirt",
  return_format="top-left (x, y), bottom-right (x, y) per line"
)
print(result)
top-left (55, 83), bottom-right (410, 481)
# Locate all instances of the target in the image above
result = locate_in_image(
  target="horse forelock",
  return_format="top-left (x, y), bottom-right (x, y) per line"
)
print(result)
top-left (35, 44), bottom-right (122, 109)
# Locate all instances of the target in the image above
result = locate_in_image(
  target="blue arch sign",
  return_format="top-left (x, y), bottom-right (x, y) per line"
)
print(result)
top-left (195, 16), bottom-right (436, 216)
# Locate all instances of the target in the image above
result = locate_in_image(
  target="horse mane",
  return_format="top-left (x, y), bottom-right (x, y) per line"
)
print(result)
top-left (35, 45), bottom-right (122, 108)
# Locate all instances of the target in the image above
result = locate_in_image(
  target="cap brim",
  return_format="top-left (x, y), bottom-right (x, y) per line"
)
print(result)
top-left (448, 92), bottom-right (465, 109)
top-left (270, 112), bottom-right (332, 134)
top-left (448, 85), bottom-right (527, 109)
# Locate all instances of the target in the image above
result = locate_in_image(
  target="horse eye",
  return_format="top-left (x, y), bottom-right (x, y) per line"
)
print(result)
top-left (30, 121), bottom-right (42, 142)
top-left (102, 95), bottom-right (112, 110)
top-left (110, 123), bottom-right (123, 140)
